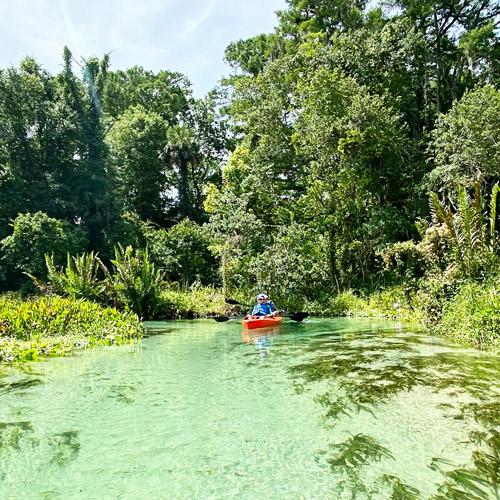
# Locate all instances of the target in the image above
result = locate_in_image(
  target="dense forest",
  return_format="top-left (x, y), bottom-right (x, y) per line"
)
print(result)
top-left (2, 0), bottom-right (500, 345)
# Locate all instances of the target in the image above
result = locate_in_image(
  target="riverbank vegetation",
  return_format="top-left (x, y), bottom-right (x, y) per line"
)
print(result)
top-left (2, 0), bottom-right (500, 351)
top-left (0, 295), bottom-right (144, 362)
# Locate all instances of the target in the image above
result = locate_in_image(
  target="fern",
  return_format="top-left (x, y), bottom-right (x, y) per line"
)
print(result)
top-left (110, 244), bottom-right (165, 319)
top-left (430, 182), bottom-right (500, 278)
top-left (61, 252), bottom-right (109, 302)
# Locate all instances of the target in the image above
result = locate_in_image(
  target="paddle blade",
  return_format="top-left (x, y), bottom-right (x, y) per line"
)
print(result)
top-left (225, 298), bottom-right (244, 306)
top-left (289, 312), bottom-right (309, 322)
top-left (213, 316), bottom-right (231, 322)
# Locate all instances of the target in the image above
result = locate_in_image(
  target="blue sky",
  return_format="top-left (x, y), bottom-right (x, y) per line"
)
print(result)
top-left (0, 0), bottom-right (287, 98)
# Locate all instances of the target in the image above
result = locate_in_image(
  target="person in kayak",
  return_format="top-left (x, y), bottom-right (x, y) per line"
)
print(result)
top-left (264, 294), bottom-right (278, 315)
top-left (251, 293), bottom-right (279, 317)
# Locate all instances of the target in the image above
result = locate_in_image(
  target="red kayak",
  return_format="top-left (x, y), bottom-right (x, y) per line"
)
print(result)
top-left (242, 316), bottom-right (283, 330)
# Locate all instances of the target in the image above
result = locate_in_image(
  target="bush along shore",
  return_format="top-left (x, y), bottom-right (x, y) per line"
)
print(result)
top-left (326, 279), bottom-right (500, 350)
top-left (0, 295), bottom-right (145, 362)
top-left (2, 277), bottom-right (500, 364)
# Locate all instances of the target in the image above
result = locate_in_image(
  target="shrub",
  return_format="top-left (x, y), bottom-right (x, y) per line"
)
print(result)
top-left (327, 290), bottom-right (368, 316)
top-left (42, 252), bottom-right (110, 302)
top-left (110, 244), bottom-right (164, 319)
top-left (0, 212), bottom-right (87, 290)
top-left (436, 281), bottom-right (500, 347)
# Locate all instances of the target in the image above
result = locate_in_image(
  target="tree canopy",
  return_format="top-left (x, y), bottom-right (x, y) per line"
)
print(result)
top-left (1, 0), bottom-right (500, 300)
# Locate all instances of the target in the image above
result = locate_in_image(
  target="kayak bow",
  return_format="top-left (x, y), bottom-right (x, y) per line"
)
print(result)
top-left (242, 315), bottom-right (283, 330)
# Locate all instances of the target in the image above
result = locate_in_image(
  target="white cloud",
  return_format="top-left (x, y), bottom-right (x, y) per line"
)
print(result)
top-left (178, 0), bottom-right (218, 41)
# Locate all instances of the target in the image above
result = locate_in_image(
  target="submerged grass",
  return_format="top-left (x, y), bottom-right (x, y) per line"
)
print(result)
top-left (0, 295), bottom-right (144, 362)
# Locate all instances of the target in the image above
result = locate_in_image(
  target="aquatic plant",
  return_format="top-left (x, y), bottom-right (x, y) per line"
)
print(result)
top-left (287, 322), bottom-right (500, 499)
top-left (326, 433), bottom-right (393, 470)
top-left (380, 475), bottom-right (423, 500)
top-left (0, 295), bottom-right (144, 362)
top-left (431, 429), bottom-right (500, 499)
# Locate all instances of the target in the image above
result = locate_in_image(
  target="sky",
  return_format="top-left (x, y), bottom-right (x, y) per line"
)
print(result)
top-left (0, 0), bottom-right (287, 98)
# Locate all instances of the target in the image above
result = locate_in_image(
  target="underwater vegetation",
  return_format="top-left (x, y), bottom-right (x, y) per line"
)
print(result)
top-left (286, 326), bottom-right (500, 499)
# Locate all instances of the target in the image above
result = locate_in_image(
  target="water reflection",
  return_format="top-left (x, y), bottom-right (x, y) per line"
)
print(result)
top-left (241, 327), bottom-right (281, 358)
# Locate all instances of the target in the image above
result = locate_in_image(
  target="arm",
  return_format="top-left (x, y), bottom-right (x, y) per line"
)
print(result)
top-left (268, 301), bottom-right (279, 316)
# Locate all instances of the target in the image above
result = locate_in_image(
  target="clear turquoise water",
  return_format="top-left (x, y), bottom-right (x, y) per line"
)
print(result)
top-left (1, 318), bottom-right (500, 499)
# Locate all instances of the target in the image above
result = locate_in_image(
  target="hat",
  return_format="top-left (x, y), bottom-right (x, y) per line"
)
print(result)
top-left (257, 293), bottom-right (266, 299)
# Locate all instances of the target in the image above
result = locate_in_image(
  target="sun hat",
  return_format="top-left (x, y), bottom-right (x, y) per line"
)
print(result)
top-left (257, 293), bottom-right (266, 299)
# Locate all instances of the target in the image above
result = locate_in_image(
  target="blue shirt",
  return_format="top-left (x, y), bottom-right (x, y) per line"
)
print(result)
top-left (251, 303), bottom-right (273, 316)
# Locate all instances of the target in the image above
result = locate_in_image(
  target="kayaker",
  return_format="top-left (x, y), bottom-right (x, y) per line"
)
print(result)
top-left (251, 293), bottom-right (279, 317)
top-left (264, 295), bottom-right (278, 315)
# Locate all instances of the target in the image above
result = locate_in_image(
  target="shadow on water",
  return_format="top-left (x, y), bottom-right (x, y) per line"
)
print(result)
top-left (0, 421), bottom-right (81, 482)
top-left (284, 322), bottom-right (500, 499)
top-left (0, 378), bottom-right (43, 395)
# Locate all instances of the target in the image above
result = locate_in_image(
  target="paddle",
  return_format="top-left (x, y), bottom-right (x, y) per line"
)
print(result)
top-left (213, 312), bottom-right (309, 323)
top-left (215, 298), bottom-right (309, 322)
top-left (225, 298), bottom-right (251, 307)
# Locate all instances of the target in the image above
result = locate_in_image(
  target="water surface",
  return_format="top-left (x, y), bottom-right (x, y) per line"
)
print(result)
top-left (1, 318), bottom-right (500, 499)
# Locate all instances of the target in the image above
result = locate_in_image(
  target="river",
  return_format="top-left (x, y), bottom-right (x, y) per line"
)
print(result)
top-left (1, 317), bottom-right (499, 499)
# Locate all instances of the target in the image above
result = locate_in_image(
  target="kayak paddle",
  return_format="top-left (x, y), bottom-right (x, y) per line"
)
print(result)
top-left (213, 312), bottom-right (309, 323)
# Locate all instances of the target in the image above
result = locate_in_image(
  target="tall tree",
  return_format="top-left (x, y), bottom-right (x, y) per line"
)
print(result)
top-left (389, 0), bottom-right (500, 113)
top-left (0, 56), bottom-right (82, 238)
top-left (102, 66), bottom-right (191, 123)
top-left (107, 105), bottom-right (169, 224)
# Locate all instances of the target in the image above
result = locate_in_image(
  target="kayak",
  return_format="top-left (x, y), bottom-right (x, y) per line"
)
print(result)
top-left (242, 316), bottom-right (283, 330)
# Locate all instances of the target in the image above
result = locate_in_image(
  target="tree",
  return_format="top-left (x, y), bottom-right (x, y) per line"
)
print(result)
top-left (157, 218), bottom-right (219, 287)
top-left (277, 0), bottom-right (368, 38)
top-left (429, 85), bottom-right (500, 195)
top-left (77, 53), bottom-right (120, 253)
top-left (161, 96), bottom-right (229, 223)
top-left (224, 33), bottom-right (285, 76)
top-left (107, 105), bottom-right (169, 224)
top-left (102, 66), bottom-right (191, 123)
top-left (0, 212), bottom-right (87, 290)
top-left (0, 57), bottom-right (82, 238)
top-left (389, 0), bottom-right (500, 114)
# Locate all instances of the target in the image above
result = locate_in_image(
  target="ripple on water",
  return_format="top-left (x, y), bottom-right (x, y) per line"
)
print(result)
top-left (1, 318), bottom-right (500, 499)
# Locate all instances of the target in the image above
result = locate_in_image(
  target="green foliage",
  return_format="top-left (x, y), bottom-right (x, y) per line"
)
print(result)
top-left (219, 35), bottom-right (418, 291)
top-left (0, 295), bottom-right (144, 362)
top-left (437, 281), bottom-right (500, 347)
top-left (429, 86), bottom-right (500, 194)
top-left (43, 252), bottom-right (110, 302)
top-left (430, 183), bottom-right (500, 278)
top-left (0, 57), bottom-right (82, 238)
top-left (327, 290), bottom-right (368, 316)
top-left (156, 286), bottom-right (225, 318)
top-left (160, 219), bottom-right (218, 287)
top-left (117, 215), bottom-right (218, 287)
top-left (0, 212), bottom-right (87, 290)
top-left (277, 0), bottom-right (368, 38)
top-left (107, 105), bottom-right (169, 224)
top-left (224, 33), bottom-right (285, 76)
top-left (161, 125), bottom-right (203, 221)
top-left (102, 66), bottom-right (190, 122)
top-left (110, 244), bottom-right (164, 319)
top-left (245, 222), bottom-right (331, 310)
top-left (1, 1), bottom-right (500, 351)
